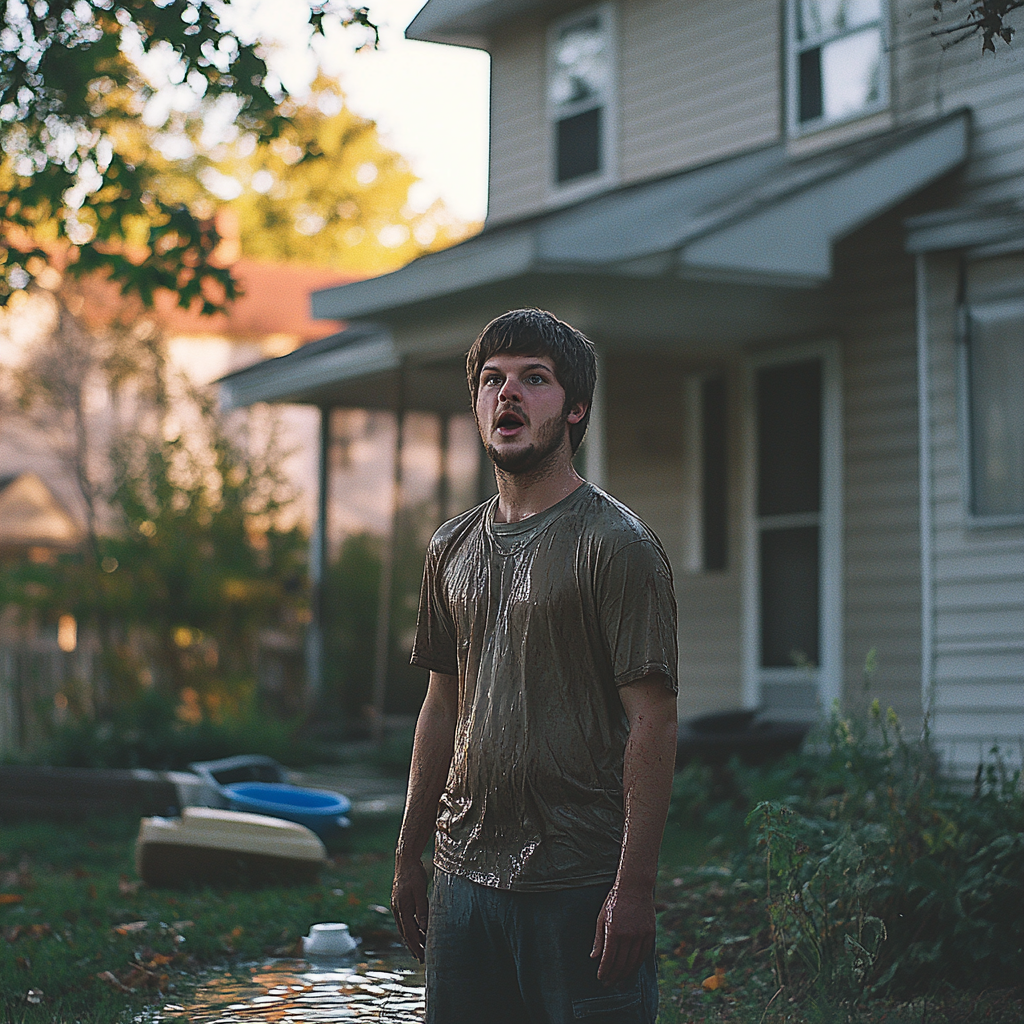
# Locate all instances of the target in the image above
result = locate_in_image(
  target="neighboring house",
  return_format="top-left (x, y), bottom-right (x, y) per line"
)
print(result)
top-left (220, 0), bottom-right (1024, 772)
top-left (0, 258), bottom-right (351, 755)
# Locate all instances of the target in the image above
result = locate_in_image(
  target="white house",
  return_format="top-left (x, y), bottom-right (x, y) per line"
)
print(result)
top-left (220, 0), bottom-right (1024, 771)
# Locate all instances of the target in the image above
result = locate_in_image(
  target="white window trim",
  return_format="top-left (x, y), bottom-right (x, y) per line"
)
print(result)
top-left (740, 341), bottom-right (844, 716)
top-left (957, 295), bottom-right (1024, 529)
top-left (785, 0), bottom-right (891, 139)
top-left (546, 1), bottom-right (619, 206)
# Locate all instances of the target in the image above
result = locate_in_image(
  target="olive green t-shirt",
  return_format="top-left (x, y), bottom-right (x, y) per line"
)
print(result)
top-left (411, 482), bottom-right (678, 892)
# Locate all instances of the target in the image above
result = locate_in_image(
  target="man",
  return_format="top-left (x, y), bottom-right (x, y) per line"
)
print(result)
top-left (391, 308), bottom-right (678, 1024)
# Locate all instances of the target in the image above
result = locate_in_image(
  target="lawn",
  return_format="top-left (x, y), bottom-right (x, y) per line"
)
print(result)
top-left (3, 722), bottom-right (1023, 1023)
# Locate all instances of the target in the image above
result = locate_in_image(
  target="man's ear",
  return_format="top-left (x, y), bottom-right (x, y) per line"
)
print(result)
top-left (567, 402), bottom-right (588, 425)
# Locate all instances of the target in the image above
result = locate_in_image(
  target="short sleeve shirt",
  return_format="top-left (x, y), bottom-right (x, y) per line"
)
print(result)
top-left (411, 482), bottom-right (678, 891)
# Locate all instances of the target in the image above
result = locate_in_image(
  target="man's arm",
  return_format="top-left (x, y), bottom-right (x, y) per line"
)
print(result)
top-left (591, 674), bottom-right (677, 986)
top-left (391, 670), bottom-right (459, 963)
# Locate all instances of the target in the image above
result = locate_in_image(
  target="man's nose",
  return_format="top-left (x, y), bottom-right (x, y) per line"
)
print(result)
top-left (498, 376), bottom-right (522, 402)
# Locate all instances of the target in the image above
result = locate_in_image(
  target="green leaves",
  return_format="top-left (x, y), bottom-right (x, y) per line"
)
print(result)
top-left (0, 1), bottom-right (379, 307)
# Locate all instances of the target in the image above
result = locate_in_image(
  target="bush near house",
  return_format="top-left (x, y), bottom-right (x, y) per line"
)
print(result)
top-left (656, 703), bottom-right (1024, 1022)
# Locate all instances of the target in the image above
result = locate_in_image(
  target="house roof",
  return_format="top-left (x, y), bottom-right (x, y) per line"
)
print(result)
top-left (0, 473), bottom-right (82, 550)
top-left (311, 111), bottom-right (969, 324)
top-left (77, 259), bottom-right (351, 345)
top-left (406, 0), bottom-right (547, 48)
top-left (220, 111), bottom-right (970, 413)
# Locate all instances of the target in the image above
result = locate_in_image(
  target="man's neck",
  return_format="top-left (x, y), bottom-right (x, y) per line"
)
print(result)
top-left (493, 460), bottom-right (585, 524)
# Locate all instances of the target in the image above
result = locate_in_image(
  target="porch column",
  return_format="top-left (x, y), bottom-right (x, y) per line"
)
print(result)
top-left (306, 405), bottom-right (330, 710)
top-left (584, 347), bottom-right (607, 488)
top-left (915, 254), bottom-right (936, 720)
top-left (371, 364), bottom-right (406, 745)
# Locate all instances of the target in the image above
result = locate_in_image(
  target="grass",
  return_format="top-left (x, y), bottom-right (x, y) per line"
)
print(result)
top-left (0, 812), bottom-right (404, 1023)
top-left (3, 795), bottom-right (1022, 1022)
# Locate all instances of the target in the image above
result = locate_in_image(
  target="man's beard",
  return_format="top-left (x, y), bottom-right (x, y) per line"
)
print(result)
top-left (483, 412), bottom-right (567, 475)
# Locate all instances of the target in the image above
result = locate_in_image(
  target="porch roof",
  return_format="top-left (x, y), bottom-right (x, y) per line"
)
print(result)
top-left (219, 111), bottom-right (969, 413)
top-left (311, 111), bottom-right (969, 322)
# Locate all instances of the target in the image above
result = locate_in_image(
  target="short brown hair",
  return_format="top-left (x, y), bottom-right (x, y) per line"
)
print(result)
top-left (466, 309), bottom-right (597, 453)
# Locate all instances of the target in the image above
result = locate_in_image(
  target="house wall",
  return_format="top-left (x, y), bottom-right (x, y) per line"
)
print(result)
top-left (895, 0), bottom-right (1024, 208)
top-left (833, 212), bottom-right (925, 726)
top-left (923, 254), bottom-right (1024, 772)
top-left (485, 0), bottom-right (1023, 227)
top-left (486, 0), bottom-right (782, 226)
top-left (604, 351), bottom-right (745, 718)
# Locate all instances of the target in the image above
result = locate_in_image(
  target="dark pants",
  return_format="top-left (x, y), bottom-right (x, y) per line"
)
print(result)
top-left (424, 871), bottom-right (658, 1024)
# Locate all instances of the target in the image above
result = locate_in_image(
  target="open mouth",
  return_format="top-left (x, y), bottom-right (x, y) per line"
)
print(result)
top-left (496, 410), bottom-right (525, 436)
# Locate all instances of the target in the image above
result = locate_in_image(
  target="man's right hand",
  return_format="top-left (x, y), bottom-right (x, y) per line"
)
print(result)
top-left (391, 857), bottom-right (430, 962)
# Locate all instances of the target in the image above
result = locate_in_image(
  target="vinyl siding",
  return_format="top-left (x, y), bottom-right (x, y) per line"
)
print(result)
top-left (485, 0), bottom-right (781, 225)
top-left (922, 255), bottom-right (1024, 773)
top-left (617, 0), bottom-right (780, 185)
top-left (604, 352), bottom-right (745, 718)
top-left (834, 210), bottom-right (925, 726)
top-left (894, 0), bottom-right (1024, 207)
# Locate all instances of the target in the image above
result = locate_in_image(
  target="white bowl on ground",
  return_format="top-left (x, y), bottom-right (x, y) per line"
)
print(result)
top-left (303, 922), bottom-right (359, 957)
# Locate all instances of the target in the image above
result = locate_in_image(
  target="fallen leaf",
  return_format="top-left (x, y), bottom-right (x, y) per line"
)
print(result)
top-left (15, 955), bottom-right (30, 970)
top-left (146, 953), bottom-right (175, 967)
top-left (0, 893), bottom-right (23, 905)
top-left (702, 967), bottom-right (727, 991)
top-left (97, 971), bottom-right (132, 993)
top-left (113, 921), bottom-right (148, 936)
top-left (4, 925), bottom-right (22, 942)
top-left (369, 904), bottom-right (390, 915)
top-left (25, 988), bottom-right (44, 1004)
top-left (118, 875), bottom-right (141, 896)
top-left (87, 884), bottom-right (97, 900)
top-left (347, 894), bottom-right (361, 906)
top-left (26, 923), bottom-right (52, 939)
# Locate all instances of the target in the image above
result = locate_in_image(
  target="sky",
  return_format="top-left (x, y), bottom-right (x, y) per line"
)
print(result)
top-left (237, 0), bottom-right (491, 224)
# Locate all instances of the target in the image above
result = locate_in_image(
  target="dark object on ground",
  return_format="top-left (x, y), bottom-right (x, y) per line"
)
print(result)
top-left (676, 709), bottom-right (810, 766)
top-left (136, 806), bottom-right (327, 887)
top-left (0, 765), bottom-right (184, 820)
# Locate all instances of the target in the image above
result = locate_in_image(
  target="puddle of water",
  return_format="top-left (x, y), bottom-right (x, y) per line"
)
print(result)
top-left (147, 950), bottom-right (425, 1022)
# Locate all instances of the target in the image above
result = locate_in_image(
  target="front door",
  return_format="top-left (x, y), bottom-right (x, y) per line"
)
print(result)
top-left (743, 345), bottom-right (842, 721)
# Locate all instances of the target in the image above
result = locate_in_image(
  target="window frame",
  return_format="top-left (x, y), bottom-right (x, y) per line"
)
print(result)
top-left (546, 1), bottom-right (618, 204)
top-left (785, 0), bottom-right (890, 138)
top-left (958, 290), bottom-right (1024, 529)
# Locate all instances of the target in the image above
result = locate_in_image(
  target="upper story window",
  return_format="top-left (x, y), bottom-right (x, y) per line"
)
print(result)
top-left (548, 4), bottom-right (616, 194)
top-left (787, 0), bottom-right (888, 134)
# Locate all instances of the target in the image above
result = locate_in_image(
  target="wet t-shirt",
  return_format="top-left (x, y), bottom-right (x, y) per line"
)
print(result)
top-left (410, 482), bottom-right (678, 891)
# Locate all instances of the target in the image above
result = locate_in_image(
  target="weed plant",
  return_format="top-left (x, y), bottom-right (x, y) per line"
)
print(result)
top-left (657, 696), bottom-right (1024, 1022)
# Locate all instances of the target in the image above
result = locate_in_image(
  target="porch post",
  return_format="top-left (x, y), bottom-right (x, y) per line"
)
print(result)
top-left (306, 405), bottom-right (330, 710)
top-left (915, 254), bottom-right (936, 722)
top-left (371, 364), bottom-right (406, 745)
top-left (584, 347), bottom-right (607, 488)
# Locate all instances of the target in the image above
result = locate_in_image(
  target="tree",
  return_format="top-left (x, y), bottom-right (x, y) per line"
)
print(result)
top-left (213, 75), bottom-right (472, 277)
top-left (932, 0), bottom-right (1022, 51)
top-left (0, 1), bottom-right (377, 308)
top-left (2, 284), bottom-right (308, 709)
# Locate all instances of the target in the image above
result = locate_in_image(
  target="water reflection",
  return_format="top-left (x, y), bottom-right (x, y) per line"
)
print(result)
top-left (150, 952), bottom-right (425, 1022)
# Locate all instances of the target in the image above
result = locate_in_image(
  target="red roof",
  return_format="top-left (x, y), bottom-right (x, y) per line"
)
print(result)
top-left (76, 259), bottom-right (352, 346)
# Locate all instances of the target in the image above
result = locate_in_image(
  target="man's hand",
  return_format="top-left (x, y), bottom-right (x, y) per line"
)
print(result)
top-left (590, 882), bottom-right (657, 986)
top-left (392, 857), bottom-right (430, 962)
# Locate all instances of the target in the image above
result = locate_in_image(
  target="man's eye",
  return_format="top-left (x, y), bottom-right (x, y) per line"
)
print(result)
top-left (483, 376), bottom-right (502, 386)
top-left (526, 374), bottom-right (544, 384)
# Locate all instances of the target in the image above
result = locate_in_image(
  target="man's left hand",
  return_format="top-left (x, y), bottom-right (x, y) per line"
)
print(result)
top-left (590, 882), bottom-right (656, 986)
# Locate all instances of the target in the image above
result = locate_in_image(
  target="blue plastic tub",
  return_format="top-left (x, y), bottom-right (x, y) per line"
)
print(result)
top-left (223, 782), bottom-right (351, 840)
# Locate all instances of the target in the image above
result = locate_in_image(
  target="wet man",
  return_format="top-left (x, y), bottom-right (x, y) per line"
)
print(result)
top-left (391, 308), bottom-right (678, 1024)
